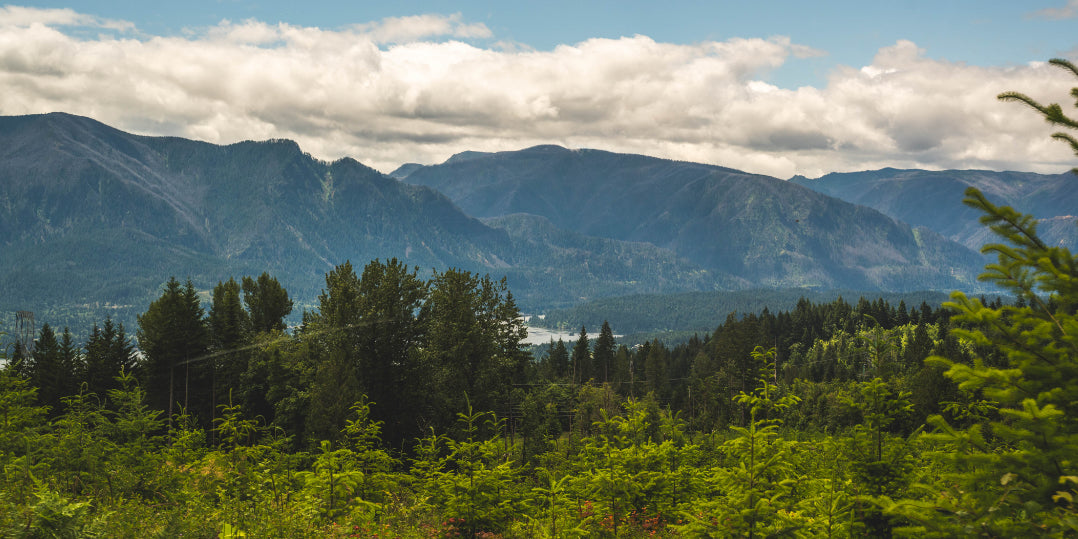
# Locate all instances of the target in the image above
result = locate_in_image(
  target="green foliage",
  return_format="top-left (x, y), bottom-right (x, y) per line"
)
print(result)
top-left (242, 272), bottom-right (293, 335)
top-left (880, 186), bottom-right (1078, 536)
top-left (137, 277), bottom-right (210, 428)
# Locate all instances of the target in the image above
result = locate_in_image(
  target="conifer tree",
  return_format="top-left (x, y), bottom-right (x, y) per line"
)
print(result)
top-left (84, 318), bottom-right (136, 399)
top-left (593, 320), bottom-right (616, 385)
top-left (30, 323), bottom-right (64, 414)
top-left (57, 327), bottom-right (80, 399)
top-left (138, 277), bottom-right (209, 428)
top-left (571, 326), bottom-right (590, 384)
top-left (353, 258), bottom-right (427, 447)
top-left (882, 186), bottom-right (1078, 535)
top-left (548, 339), bottom-right (569, 380)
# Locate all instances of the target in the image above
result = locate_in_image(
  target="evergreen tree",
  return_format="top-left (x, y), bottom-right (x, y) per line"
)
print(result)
top-left (884, 187), bottom-right (1078, 535)
top-left (57, 327), bottom-right (80, 399)
top-left (137, 277), bottom-right (209, 428)
top-left (643, 339), bottom-right (669, 399)
top-left (209, 278), bottom-right (251, 438)
top-left (423, 269), bottom-right (527, 430)
top-left (30, 323), bottom-right (64, 414)
top-left (84, 318), bottom-right (136, 399)
top-left (304, 262), bottom-right (365, 441)
top-left (548, 339), bottom-right (569, 380)
top-left (9, 340), bottom-right (28, 379)
top-left (571, 326), bottom-right (590, 384)
top-left (353, 258), bottom-right (427, 446)
top-left (593, 321), bottom-right (616, 385)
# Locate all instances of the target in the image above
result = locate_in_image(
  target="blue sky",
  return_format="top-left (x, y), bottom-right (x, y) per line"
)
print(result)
top-left (3, 1), bottom-right (1077, 176)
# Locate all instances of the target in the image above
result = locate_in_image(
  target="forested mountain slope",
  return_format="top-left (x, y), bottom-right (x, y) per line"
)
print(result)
top-left (395, 145), bottom-right (985, 291)
top-left (0, 114), bottom-right (708, 322)
top-left (791, 168), bottom-right (1078, 250)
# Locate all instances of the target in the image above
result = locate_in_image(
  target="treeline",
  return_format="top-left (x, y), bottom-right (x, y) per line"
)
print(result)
top-left (7, 259), bottom-right (529, 450)
top-left (537, 288), bottom-right (954, 336)
top-left (535, 294), bottom-right (972, 432)
top-left (9, 262), bottom-right (966, 452)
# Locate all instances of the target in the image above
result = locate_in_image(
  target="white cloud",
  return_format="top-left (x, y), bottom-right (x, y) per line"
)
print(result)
top-left (351, 13), bottom-right (492, 43)
top-left (0, 5), bottom-right (133, 31)
top-left (1030, 0), bottom-right (1078, 19)
top-left (0, 7), bottom-right (1074, 178)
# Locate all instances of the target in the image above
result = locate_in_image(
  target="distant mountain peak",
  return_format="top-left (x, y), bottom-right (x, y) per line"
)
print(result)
top-left (444, 150), bottom-right (493, 164)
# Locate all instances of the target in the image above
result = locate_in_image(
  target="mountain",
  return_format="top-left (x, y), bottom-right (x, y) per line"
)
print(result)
top-left (790, 168), bottom-right (1078, 250)
top-left (394, 145), bottom-right (985, 292)
top-left (0, 113), bottom-right (709, 329)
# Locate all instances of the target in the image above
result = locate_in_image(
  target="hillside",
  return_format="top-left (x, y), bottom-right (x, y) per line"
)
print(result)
top-left (791, 168), bottom-right (1078, 250)
top-left (0, 114), bottom-right (710, 328)
top-left (395, 146), bottom-right (985, 292)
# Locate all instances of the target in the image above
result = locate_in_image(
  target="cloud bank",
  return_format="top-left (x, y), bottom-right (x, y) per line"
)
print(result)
top-left (0, 8), bottom-right (1075, 178)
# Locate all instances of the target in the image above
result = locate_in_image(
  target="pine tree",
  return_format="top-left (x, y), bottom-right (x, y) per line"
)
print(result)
top-left (137, 277), bottom-right (209, 429)
top-left (548, 339), bottom-right (569, 380)
top-left (84, 318), bottom-right (136, 399)
top-left (30, 323), bottom-right (64, 414)
top-left (882, 187), bottom-right (1078, 535)
top-left (571, 326), bottom-right (591, 384)
top-left (593, 321), bottom-right (616, 385)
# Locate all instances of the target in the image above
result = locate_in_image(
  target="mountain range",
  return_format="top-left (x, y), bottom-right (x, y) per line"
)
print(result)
top-left (3, 112), bottom-right (1070, 332)
top-left (393, 145), bottom-right (984, 291)
top-left (790, 168), bottom-right (1078, 251)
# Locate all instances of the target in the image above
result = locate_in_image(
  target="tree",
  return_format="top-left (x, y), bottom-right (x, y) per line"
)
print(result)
top-left (304, 262), bottom-right (364, 442)
top-left (30, 324), bottom-right (65, 414)
top-left (548, 339), bottom-right (569, 380)
top-left (571, 326), bottom-right (590, 384)
top-left (137, 277), bottom-right (209, 429)
top-left (353, 258), bottom-right (428, 446)
top-left (83, 318), bottom-right (136, 400)
top-left (593, 320), bottom-right (616, 385)
top-left (423, 269), bottom-right (527, 431)
top-left (881, 187), bottom-right (1078, 535)
top-left (242, 272), bottom-right (293, 334)
top-left (209, 278), bottom-right (251, 440)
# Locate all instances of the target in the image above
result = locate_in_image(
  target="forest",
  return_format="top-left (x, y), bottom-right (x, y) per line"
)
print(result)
top-left (0, 185), bottom-right (1076, 538)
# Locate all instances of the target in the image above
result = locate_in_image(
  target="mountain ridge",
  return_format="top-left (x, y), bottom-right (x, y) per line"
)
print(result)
top-left (0, 113), bottom-right (724, 329)
top-left (791, 168), bottom-right (1078, 250)
top-left (397, 145), bottom-right (985, 292)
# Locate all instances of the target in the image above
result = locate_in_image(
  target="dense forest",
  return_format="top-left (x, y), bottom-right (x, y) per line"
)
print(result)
top-left (0, 185), bottom-right (1076, 537)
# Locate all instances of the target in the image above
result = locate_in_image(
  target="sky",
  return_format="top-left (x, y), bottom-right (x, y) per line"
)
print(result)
top-left (2, 1), bottom-right (1077, 178)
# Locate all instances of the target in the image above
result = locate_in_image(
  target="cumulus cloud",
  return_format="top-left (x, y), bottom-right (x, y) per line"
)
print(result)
top-left (0, 7), bottom-right (1074, 178)
top-left (1030, 0), bottom-right (1078, 19)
